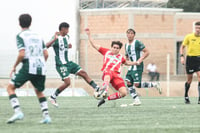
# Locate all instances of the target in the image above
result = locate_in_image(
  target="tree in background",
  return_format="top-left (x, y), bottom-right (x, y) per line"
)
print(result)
top-left (167, 0), bottom-right (200, 12)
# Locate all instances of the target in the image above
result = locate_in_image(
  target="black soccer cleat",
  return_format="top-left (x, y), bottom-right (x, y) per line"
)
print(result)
top-left (97, 99), bottom-right (105, 107)
top-left (185, 97), bottom-right (190, 104)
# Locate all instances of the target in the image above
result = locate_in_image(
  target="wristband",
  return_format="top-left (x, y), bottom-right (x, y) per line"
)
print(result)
top-left (180, 54), bottom-right (184, 57)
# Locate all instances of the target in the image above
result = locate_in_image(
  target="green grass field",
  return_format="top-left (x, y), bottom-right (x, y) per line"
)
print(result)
top-left (1, 96), bottom-right (200, 133)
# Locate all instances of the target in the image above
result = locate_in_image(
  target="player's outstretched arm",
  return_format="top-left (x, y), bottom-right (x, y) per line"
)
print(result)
top-left (85, 28), bottom-right (100, 51)
top-left (46, 32), bottom-right (59, 48)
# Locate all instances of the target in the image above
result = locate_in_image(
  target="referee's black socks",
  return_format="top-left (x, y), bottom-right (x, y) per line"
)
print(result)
top-left (184, 82), bottom-right (190, 97)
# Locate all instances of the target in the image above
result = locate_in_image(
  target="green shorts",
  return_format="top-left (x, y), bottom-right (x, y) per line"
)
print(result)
top-left (125, 70), bottom-right (143, 84)
top-left (56, 61), bottom-right (81, 80)
top-left (11, 67), bottom-right (46, 92)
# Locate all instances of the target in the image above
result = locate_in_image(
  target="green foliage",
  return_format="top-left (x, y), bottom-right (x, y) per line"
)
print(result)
top-left (1, 96), bottom-right (200, 133)
top-left (167, 0), bottom-right (200, 12)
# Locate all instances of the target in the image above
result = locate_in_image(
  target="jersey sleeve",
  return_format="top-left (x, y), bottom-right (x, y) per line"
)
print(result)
top-left (98, 47), bottom-right (109, 55)
top-left (42, 40), bottom-right (47, 50)
top-left (16, 34), bottom-right (25, 50)
top-left (137, 40), bottom-right (145, 50)
top-left (66, 35), bottom-right (71, 44)
top-left (182, 34), bottom-right (189, 46)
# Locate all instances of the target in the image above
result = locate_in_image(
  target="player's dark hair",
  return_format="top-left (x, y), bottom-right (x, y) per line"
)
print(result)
top-left (19, 14), bottom-right (32, 28)
top-left (59, 22), bottom-right (70, 31)
top-left (126, 28), bottom-right (136, 35)
top-left (195, 21), bottom-right (200, 26)
top-left (111, 41), bottom-right (123, 49)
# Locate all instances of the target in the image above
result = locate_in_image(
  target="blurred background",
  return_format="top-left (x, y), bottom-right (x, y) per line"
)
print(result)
top-left (1, 0), bottom-right (200, 97)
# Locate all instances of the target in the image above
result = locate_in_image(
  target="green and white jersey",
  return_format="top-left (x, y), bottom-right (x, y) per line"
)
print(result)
top-left (125, 39), bottom-right (145, 71)
top-left (51, 35), bottom-right (71, 65)
top-left (17, 29), bottom-right (47, 75)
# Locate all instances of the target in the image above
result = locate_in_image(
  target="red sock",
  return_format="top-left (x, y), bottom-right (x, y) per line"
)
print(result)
top-left (107, 92), bottom-right (122, 100)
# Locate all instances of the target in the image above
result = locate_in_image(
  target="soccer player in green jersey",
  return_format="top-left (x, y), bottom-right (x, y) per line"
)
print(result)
top-left (7, 14), bottom-right (51, 124)
top-left (180, 21), bottom-right (200, 104)
top-left (125, 28), bottom-right (162, 106)
top-left (46, 22), bottom-right (99, 107)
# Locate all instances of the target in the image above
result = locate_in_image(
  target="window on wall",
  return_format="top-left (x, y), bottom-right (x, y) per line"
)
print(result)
top-left (176, 41), bottom-right (185, 75)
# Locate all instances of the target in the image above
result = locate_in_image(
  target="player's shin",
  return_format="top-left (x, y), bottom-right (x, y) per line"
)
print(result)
top-left (185, 82), bottom-right (190, 97)
top-left (7, 94), bottom-right (24, 124)
top-left (89, 80), bottom-right (100, 91)
top-left (39, 97), bottom-right (51, 123)
top-left (51, 88), bottom-right (61, 99)
top-left (128, 86), bottom-right (139, 99)
top-left (102, 81), bottom-right (109, 92)
top-left (39, 97), bottom-right (49, 117)
top-left (9, 94), bottom-right (21, 113)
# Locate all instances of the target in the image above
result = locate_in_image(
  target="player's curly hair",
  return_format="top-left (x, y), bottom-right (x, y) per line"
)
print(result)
top-left (111, 41), bottom-right (123, 49)
top-left (19, 14), bottom-right (32, 28)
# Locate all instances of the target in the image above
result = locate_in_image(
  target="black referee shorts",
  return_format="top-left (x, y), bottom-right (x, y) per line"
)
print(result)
top-left (186, 56), bottom-right (200, 74)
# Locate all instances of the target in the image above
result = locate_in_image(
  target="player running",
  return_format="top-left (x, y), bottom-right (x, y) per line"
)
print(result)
top-left (46, 22), bottom-right (99, 107)
top-left (85, 28), bottom-right (138, 107)
top-left (125, 28), bottom-right (162, 106)
top-left (7, 14), bottom-right (51, 124)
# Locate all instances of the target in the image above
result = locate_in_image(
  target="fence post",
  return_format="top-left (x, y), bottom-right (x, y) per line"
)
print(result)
top-left (166, 53), bottom-right (170, 97)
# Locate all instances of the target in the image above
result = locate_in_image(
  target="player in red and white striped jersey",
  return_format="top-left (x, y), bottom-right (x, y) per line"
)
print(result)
top-left (85, 28), bottom-right (138, 107)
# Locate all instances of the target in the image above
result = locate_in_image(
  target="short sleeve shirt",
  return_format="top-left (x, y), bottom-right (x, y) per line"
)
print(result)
top-left (98, 47), bottom-right (126, 73)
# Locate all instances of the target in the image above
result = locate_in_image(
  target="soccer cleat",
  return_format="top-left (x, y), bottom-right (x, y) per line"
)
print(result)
top-left (40, 116), bottom-right (51, 124)
top-left (7, 111), bottom-right (24, 124)
top-left (97, 99), bottom-right (105, 107)
top-left (155, 82), bottom-right (162, 94)
top-left (129, 100), bottom-right (141, 106)
top-left (48, 96), bottom-right (58, 107)
top-left (185, 97), bottom-right (190, 104)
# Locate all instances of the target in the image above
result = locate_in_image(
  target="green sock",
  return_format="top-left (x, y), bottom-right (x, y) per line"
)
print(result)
top-left (39, 97), bottom-right (49, 117)
top-left (89, 80), bottom-right (99, 90)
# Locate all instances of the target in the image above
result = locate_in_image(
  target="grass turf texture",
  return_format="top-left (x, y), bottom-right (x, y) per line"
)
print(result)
top-left (1, 96), bottom-right (200, 133)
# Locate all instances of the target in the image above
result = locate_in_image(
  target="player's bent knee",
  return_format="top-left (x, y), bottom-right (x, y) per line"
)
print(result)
top-left (64, 79), bottom-right (71, 86)
top-left (119, 87), bottom-right (128, 97)
top-left (7, 84), bottom-right (16, 94)
top-left (78, 70), bottom-right (88, 78)
top-left (120, 91), bottom-right (127, 97)
top-left (126, 82), bottom-right (132, 87)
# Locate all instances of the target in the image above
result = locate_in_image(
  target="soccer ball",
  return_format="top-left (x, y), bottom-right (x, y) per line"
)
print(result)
top-left (94, 90), bottom-right (108, 100)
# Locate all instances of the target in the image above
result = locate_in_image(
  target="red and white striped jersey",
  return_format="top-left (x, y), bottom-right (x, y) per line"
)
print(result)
top-left (98, 47), bottom-right (126, 73)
